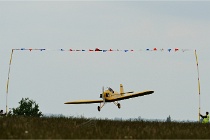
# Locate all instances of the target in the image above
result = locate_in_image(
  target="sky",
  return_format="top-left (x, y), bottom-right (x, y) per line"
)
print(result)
top-left (0, 1), bottom-right (210, 121)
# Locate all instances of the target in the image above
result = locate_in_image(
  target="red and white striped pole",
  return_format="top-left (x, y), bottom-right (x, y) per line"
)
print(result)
top-left (194, 49), bottom-right (201, 122)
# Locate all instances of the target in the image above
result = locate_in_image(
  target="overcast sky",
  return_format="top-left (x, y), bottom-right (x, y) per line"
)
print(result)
top-left (0, 1), bottom-right (210, 121)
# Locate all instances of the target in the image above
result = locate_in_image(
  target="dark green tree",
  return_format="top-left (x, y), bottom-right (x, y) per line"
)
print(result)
top-left (9, 98), bottom-right (42, 117)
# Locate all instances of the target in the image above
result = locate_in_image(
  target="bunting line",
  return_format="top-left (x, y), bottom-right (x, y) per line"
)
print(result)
top-left (12, 48), bottom-right (193, 52)
top-left (5, 48), bottom-right (200, 119)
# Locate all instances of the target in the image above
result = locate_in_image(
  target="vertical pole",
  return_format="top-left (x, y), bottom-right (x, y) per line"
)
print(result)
top-left (194, 49), bottom-right (201, 122)
top-left (6, 49), bottom-right (14, 114)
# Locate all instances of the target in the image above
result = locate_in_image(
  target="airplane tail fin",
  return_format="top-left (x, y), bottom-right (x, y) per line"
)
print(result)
top-left (120, 84), bottom-right (124, 94)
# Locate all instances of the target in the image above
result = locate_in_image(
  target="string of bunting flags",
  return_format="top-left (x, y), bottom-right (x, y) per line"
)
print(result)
top-left (13, 48), bottom-right (192, 52)
top-left (6, 48), bottom-right (201, 122)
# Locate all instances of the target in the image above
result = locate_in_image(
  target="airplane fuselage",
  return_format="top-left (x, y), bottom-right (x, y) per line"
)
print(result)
top-left (101, 89), bottom-right (124, 102)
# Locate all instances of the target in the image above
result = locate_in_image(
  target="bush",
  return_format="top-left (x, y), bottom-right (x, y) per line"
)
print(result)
top-left (8, 98), bottom-right (42, 117)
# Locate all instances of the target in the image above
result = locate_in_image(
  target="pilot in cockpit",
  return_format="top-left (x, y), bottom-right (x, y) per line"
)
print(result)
top-left (108, 87), bottom-right (114, 93)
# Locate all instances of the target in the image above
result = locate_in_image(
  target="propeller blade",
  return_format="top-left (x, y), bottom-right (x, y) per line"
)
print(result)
top-left (102, 86), bottom-right (105, 102)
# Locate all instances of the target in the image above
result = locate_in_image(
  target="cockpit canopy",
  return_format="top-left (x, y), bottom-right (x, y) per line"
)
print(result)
top-left (100, 87), bottom-right (114, 98)
top-left (108, 87), bottom-right (114, 93)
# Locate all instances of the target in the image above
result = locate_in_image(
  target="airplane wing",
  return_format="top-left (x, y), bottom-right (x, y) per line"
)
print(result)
top-left (111, 90), bottom-right (154, 101)
top-left (64, 99), bottom-right (103, 104)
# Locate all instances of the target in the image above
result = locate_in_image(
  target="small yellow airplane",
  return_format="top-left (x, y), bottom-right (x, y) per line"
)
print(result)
top-left (64, 84), bottom-right (154, 111)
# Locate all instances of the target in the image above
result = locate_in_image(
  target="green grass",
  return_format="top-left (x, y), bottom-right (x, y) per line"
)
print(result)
top-left (0, 116), bottom-right (209, 139)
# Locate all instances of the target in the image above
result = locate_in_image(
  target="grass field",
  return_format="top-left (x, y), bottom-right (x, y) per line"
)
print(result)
top-left (0, 116), bottom-right (210, 139)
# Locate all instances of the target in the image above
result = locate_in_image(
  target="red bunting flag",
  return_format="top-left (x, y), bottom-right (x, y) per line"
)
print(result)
top-left (175, 48), bottom-right (179, 51)
top-left (95, 48), bottom-right (101, 51)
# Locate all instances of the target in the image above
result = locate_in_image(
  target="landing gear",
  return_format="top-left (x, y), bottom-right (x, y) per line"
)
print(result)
top-left (113, 101), bottom-right (121, 109)
top-left (98, 102), bottom-right (105, 111)
top-left (98, 106), bottom-right (101, 111)
top-left (117, 103), bottom-right (121, 109)
top-left (98, 102), bottom-right (121, 111)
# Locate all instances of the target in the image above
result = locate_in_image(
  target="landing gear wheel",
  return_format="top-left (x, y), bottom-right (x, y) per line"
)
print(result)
top-left (98, 106), bottom-right (101, 111)
top-left (117, 103), bottom-right (121, 109)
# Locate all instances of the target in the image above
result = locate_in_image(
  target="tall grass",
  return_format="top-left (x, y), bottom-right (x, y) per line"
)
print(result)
top-left (0, 116), bottom-right (209, 139)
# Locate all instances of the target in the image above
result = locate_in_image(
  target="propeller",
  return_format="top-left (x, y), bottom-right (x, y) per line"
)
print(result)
top-left (102, 86), bottom-right (105, 102)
